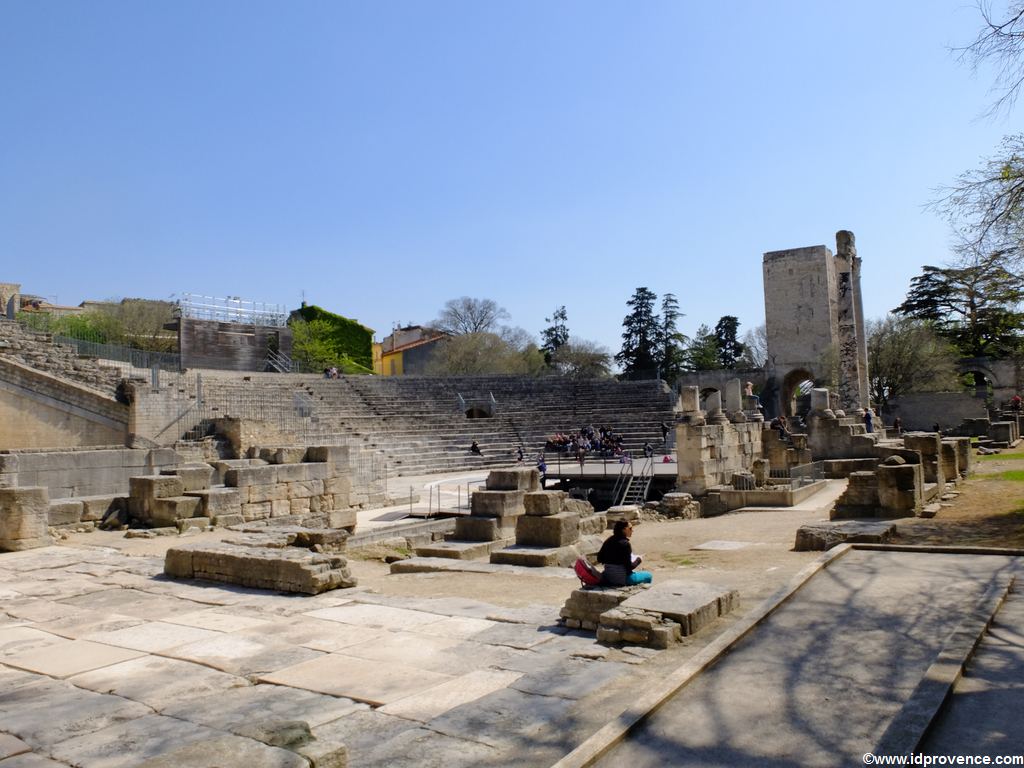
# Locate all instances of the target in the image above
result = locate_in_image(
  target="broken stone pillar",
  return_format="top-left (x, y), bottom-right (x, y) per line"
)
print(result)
top-left (903, 433), bottom-right (941, 484)
top-left (877, 458), bottom-right (923, 517)
top-left (939, 441), bottom-right (960, 483)
top-left (0, 487), bottom-right (53, 551)
top-left (752, 458), bottom-right (770, 487)
top-left (731, 471), bottom-right (756, 491)
top-left (679, 386), bottom-right (706, 425)
top-left (810, 387), bottom-right (833, 417)
top-left (706, 391), bottom-right (728, 425)
top-left (949, 437), bottom-right (972, 477)
top-left (725, 379), bottom-right (745, 422)
top-left (835, 230), bottom-right (869, 413)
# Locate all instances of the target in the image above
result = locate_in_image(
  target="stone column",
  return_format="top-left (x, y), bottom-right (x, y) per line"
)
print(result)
top-left (705, 391), bottom-right (728, 425)
top-left (835, 231), bottom-right (868, 412)
top-left (725, 379), bottom-right (745, 422)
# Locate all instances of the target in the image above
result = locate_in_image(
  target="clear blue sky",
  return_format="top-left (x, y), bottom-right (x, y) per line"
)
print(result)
top-left (1, 1), bottom-right (1015, 357)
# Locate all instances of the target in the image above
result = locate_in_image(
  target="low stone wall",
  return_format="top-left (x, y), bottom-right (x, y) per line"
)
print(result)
top-left (0, 357), bottom-right (128, 449)
top-left (0, 446), bottom-right (181, 499)
top-left (887, 391), bottom-right (987, 432)
top-left (676, 421), bottom-right (763, 495)
top-left (718, 479), bottom-right (828, 512)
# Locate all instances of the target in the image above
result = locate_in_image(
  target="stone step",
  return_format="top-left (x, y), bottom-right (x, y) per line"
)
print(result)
top-left (413, 538), bottom-right (514, 560)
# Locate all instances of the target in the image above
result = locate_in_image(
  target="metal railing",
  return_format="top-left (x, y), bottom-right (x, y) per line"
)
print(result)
top-left (54, 335), bottom-right (181, 372)
top-left (179, 294), bottom-right (288, 327)
top-left (771, 461), bottom-right (825, 489)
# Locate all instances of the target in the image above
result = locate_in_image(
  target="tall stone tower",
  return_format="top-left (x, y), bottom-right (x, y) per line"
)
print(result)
top-left (761, 231), bottom-right (868, 416)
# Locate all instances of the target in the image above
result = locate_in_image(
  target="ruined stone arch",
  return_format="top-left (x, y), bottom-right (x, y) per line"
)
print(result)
top-left (781, 368), bottom-right (815, 418)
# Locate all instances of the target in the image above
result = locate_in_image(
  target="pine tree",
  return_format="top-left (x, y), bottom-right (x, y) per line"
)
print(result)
top-left (616, 287), bottom-right (660, 378)
top-left (714, 315), bottom-right (746, 368)
top-left (658, 293), bottom-right (687, 384)
top-left (540, 305), bottom-right (570, 366)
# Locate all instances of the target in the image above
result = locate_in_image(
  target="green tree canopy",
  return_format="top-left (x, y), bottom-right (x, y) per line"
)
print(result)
top-left (426, 332), bottom-right (544, 375)
top-left (551, 339), bottom-right (613, 379)
top-left (616, 287), bottom-right (660, 377)
top-left (683, 324), bottom-right (722, 372)
top-left (867, 315), bottom-right (962, 409)
top-left (713, 315), bottom-right (745, 368)
top-left (540, 305), bottom-right (569, 365)
top-left (893, 256), bottom-right (1024, 357)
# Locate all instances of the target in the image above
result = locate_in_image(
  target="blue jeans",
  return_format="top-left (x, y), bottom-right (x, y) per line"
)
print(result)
top-left (629, 571), bottom-right (653, 585)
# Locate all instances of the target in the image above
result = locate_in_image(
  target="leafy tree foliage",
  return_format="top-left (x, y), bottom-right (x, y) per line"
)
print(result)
top-left (894, 255), bottom-right (1024, 357)
top-left (18, 298), bottom-right (177, 352)
top-left (434, 297), bottom-right (510, 335)
top-left (713, 315), bottom-right (746, 368)
top-left (616, 287), bottom-right (660, 377)
top-left (540, 305), bottom-right (570, 365)
top-left (684, 324), bottom-right (722, 371)
top-left (659, 293), bottom-right (688, 384)
top-left (867, 316), bottom-right (961, 409)
top-left (551, 339), bottom-right (613, 379)
top-left (426, 332), bottom-right (543, 375)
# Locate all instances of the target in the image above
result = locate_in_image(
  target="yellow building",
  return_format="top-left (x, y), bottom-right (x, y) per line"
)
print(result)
top-left (373, 326), bottom-right (447, 376)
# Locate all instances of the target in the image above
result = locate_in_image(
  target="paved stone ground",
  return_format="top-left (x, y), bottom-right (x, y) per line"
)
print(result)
top-left (0, 478), bottom-right (847, 767)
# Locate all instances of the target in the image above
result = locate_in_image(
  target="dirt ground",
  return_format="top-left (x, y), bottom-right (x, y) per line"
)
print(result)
top-left (892, 447), bottom-right (1024, 549)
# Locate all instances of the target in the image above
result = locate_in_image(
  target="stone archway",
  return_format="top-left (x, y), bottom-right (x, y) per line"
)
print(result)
top-left (781, 368), bottom-right (815, 418)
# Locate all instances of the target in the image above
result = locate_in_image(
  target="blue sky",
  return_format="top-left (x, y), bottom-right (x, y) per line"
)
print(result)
top-left (1, 1), bottom-right (1016, 357)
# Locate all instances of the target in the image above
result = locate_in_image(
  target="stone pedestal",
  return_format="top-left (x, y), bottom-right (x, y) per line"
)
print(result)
top-left (0, 486), bottom-right (53, 551)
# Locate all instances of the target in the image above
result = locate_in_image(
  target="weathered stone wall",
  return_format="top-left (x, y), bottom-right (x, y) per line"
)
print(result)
top-left (0, 447), bottom-right (180, 499)
top-left (0, 486), bottom-right (53, 551)
top-left (887, 392), bottom-right (987, 432)
top-left (676, 422), bottom-right (763, 495)
top-left (0, 358), bottom-right (128, 449)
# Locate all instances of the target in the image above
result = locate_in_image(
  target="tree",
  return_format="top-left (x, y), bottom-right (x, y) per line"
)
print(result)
top-left (893, 255), bottom-right (1024, 357)
top-left (540, 306), bottom-right (569, 365)
top-left (551, 339), bottom-right (613, 379)
top-left (738, 324), bottom-right (768, 369)
top-left (616, 287), bottom-right (660, 378)
top-left (934, 4), bottom-right (1024, 257)
top-left (658, 293), bottom-right (688, 384)
top-left (426, 331), bottom-right (544, 375)
top-left (290, 318), bottom-right (373, 374)
top-left (713, 315), bottom-right (746, 368)
top-left (867, 316), bottom-right (962, 409)
top-left (683, 325), bottom-right (722, 371)
top-left (433, 297), bottom-right (510, 335)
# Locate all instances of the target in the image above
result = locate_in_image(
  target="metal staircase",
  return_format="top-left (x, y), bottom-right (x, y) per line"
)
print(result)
top-left (618, 459), bottom-right (655, 505)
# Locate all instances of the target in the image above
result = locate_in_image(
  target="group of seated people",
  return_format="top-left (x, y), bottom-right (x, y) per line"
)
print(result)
top-left (545, 425), bottom-right (626, 458)
top-left (322, 367), bottom-right (340, 379)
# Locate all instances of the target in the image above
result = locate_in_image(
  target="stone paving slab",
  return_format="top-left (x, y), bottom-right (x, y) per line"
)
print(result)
top-left (0, 677), bottom-right (151, 748)
top-left (427, 686), bottom-right (578, 751)
top-left (334, 723), bottom-right (502, 768)
top-left (378, 668), bottom-right (524, 722)
top-left (160, 682), bottom-right (366, 731)
top-left (390, 557), bottom-right (576, 579)
top-left (0, 754), bottom-right (72, 767)
top-left (33, 607), bottom-right (145, 639)
top-left (259, 653), bottom-right (454, 706)
top-left (0, 732), bottom-right (31, 759)
top-left (161, 633), bottom-right (324, 677)
top-left (690, 540), bottom-right (753, 551)
top-left (69, 655), bottom-right (248, 710)
top-left (0, 626), bottom-right (66, 659)
top-left (411, 615), bottom-right (497, 639)
top-left (82, 620), bottom-right (224, 653)
top-left (4, 639), bottom-right (146, 678)
top-left (236, 616), bottom-right (384, 653)
top-left (471, 621), bottom-right (560, 650)
top-left (47, 713), bottom-right (307, 768)
top-left (57, 588), bottom-right (211, 620)
top-left (338, 631), bottom-right (463, 668)
top-left (304, 603), bottom-right (447, 631)
top-left (509, 656), bottom-right (631, 700)
top-left (160, 608), bottom-right (274, 633)
top-left (618, 579), bottom-right (739, 634)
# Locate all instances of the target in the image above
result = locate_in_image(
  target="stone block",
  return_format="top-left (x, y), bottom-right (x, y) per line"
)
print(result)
top-left (79, 495), bottom-right (122, 522)
top-left (48, 499), bottom-right (84, 526)
top-left (241, 501), bottom-right (272, 521)
top-left (290, 498), bottom-right (312, 515)
top-left (490, 544), bottom-right (581, 568)
top-left (274, 463), bottom-right (310, 482)
top-left (470, 490), bottom-right (526, 518)
top-left (794, 520), bottom-right (896, 551)
top-left (177, 517), bottom-right (211, 533)
top-left (455, 515), bottom-right (517, 542)
top-left (305, 446), bottom-right (350, 466)
top-left (619, 580), bottom-right (738, 636)
top-left (523, 491), bottom-right (565, 516)
top-left (213, 513), bottom-right (244, 527)
top-left (562, 498), bottom-right (594, 516)
top-left (249, 483), bottom-right (288, 504)
top-left (877, 463), bottom-right (923, 517)
top-left (326, 508), bottom-right (357, 530)
top-left (0, 487), bottom-right (52, 550)
top-left (160, 465), bottom-right (214, 492)
top-left (605, 505), bottom-right (640, 523)
top-left (515, 512), bottom-right (580, 547)
top-left (184, 488), bottom-right (242, 521)
top-left (224, 465), bottom-right (278, 488)
top-left (150, 496), bottom-right (202, 526)
top-left (579, 513), bottom-right (608, 537)
top-left (164, 541), bottom-right (356, 594)
top-left (130, 475), bottom-right (185, 509)
top-left (288, 479), bottom-right (324, 499)
top-left (274, 447), bottom-right (308, 464)
top-left (485, 469), bottom-right (540, 491)
top-left (271, 499), bottom-right (291, 517)
top-left (324, 475), bottom-right (351, 495)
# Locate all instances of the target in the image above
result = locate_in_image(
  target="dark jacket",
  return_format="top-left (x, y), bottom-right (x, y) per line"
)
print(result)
top-left (597, 534), bottom-right (636, 586)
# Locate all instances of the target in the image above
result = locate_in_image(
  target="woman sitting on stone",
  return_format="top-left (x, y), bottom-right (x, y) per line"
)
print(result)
top-left (597, 520), bottom-right (652, 586)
